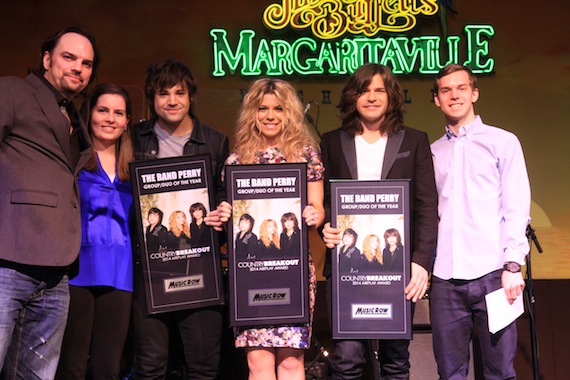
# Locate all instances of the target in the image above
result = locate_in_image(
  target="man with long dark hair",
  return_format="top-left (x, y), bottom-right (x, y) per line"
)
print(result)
top-left (321, 63), bottom-right (438, 379)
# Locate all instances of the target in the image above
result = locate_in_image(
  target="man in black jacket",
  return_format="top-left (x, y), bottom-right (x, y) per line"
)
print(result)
top-left (131, 59), bottom-right (229, 380)
top-left (320, 63), bottom-right (438, 379)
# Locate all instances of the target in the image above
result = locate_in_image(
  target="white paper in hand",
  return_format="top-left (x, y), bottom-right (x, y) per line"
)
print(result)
top-left (485, 288), bottom-right (524, 334)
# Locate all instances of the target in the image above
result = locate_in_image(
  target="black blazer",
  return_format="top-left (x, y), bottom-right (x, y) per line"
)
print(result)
top-left (0, 74), bottom-right (91, 267)
top-left (320, 126), bottom-right (438, 277)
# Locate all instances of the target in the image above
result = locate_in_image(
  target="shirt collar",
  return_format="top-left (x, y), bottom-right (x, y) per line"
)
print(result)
top-left (35, 72), bottom-right (68, 108)
top-left (445, 126), bottom-right (457, 140)
top-left (445, 115), bottom-right (482, 140)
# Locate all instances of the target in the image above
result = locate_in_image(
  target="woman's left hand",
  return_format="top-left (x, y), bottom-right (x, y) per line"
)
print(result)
top-left (302, 204), bottom-right (319, 228)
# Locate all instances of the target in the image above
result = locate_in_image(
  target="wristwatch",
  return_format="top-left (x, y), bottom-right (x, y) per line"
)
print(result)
top-left (503, 261), bottom-right (522, 273)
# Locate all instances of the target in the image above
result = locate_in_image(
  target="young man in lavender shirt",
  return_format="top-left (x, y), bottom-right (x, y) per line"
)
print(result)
top-left (430, 63), bottom-right (531, 380)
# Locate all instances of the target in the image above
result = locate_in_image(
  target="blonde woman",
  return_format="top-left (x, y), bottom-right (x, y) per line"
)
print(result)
top-left (362, 234), bottom-right (383, 272)
top-left (167, 210), bottom-right (191, 250)
top-left (206, 78), bottom-right (324, 380)
top-left (257, 218), bottom-right (280, 257)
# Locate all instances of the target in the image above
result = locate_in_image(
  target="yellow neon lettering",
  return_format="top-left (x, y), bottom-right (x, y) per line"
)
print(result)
top-left (263, 0), bottom-right (439, 39)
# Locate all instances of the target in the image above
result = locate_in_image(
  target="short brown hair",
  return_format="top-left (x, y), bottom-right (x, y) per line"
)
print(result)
top-left (37, 25), bottom-right (99, 86)
top-left (144, 59), bottom-right (197, 116)
top-left (434, 64), bottom-right (478, 94)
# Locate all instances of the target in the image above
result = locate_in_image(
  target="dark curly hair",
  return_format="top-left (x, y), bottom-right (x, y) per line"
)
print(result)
top-left (338, 63), bottom-right (405, 137)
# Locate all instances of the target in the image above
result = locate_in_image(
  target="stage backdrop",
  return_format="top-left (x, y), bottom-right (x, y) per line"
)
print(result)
top-left (1, 0), bottom-right (568, 279)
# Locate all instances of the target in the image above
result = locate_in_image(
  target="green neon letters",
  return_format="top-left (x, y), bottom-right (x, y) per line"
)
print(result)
top-left (210, 25), bottom-right (494, 77)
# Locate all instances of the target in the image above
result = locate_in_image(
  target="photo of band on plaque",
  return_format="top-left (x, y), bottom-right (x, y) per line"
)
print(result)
top-left (226, 163), bottom-right (310, 327)
top-left (130, 154), bottom-right (224, 314)
top-left (331, 179), bottom-right (411, 339)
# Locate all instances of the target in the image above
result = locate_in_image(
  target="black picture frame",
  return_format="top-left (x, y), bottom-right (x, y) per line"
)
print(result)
top-left (331, 179), bottom-right (412, 339)
top-left (226, 163), bottom-right (310, 327)
top-left (130, 154), bottom-right (224, 314)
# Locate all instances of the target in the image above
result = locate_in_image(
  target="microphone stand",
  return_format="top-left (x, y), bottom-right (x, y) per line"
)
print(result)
top-left (304, 101), bottom-right (321, 138)
top-left (525, 224), bottom-right (542, 380)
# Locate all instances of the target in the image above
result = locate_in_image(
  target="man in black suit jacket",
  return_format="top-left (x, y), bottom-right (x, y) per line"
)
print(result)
top-left (0, 26), bottom-right (97, 378)
top-left (320, 63), bottom-right (438, 379)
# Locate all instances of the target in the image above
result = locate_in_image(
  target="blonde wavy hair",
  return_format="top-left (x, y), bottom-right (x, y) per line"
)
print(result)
top-left (362, 234), bottom-right (383, 264)
top-left (259, 219), bottom-right (280, 249)
top-left (168, 211), bottom-right (190, 238)
top-left (234, 78), bottom-right (319, 164)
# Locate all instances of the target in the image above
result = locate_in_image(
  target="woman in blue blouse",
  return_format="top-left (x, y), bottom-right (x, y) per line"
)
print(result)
top-left (56, 84), bottom-right (134, 380)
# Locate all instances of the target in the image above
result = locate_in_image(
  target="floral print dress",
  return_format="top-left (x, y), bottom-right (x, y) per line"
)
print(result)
top-left (227, 145), bottom-right (324, 349)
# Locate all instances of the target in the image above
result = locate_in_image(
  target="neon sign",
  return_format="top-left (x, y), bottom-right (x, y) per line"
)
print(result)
top-left (263, 0), bottom-right (439, 39)
top-left (210, 1), bottom-right (495, 77)
top-left (211, 25), bottom-right (494, 77)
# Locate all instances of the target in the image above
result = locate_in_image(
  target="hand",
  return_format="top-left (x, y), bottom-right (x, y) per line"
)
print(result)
top-left (302, 204), bottom-right (319, 228)
top-left (502, 270), bottom-right (525, 304)
top-left (216, 201), bottom-right (232, 223)
top-left (321, 222), bottom-right (341, 249)
top-left (204, 201), bottom-right (232, 232)
top-left (204, 209), bottom-right (224, 232)
top-left (405, 262), bottom-right (429, 302)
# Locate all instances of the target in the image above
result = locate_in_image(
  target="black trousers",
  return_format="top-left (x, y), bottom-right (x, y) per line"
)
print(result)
top-left (326, 276), bottom-right (412, 380)
top-left (130, 295), bottom-right (223, 380)
top-left (56, 286), bottom-right (133, 380)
